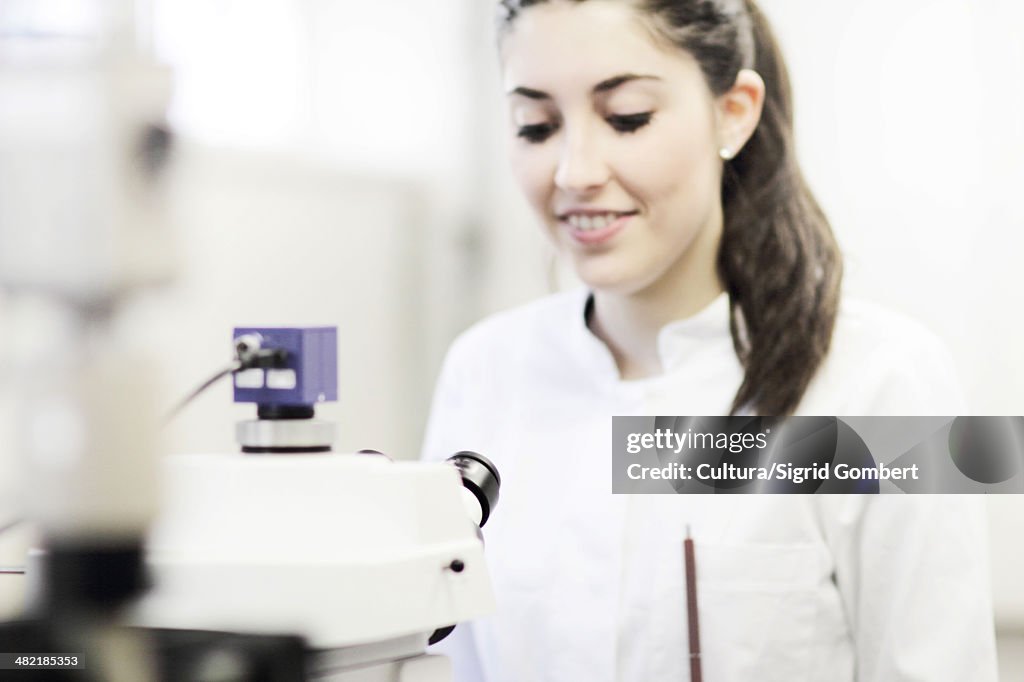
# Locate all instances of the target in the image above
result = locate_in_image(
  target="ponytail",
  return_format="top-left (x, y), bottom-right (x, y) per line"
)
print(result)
top-left (718, 0), bottom-right (842, 415)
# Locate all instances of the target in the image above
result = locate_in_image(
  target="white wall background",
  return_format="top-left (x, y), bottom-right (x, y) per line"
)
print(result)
top-left (762, 3), bottom-right (1024, 675)
top-left (1, 0), bottom-right (1022, 676)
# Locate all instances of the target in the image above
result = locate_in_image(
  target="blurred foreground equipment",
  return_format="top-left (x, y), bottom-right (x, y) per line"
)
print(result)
top-left (0, 0), bottom-right (175, 680)
top-left (0, 3), bottom-right (499, 678)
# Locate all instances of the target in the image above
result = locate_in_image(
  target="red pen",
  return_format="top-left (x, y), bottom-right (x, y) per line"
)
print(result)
top-left (684, 525), bottom-right (703, 682)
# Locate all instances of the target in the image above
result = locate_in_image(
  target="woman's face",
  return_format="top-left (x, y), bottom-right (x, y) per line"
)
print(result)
top-left (501, 1), bottom-right (726, 296)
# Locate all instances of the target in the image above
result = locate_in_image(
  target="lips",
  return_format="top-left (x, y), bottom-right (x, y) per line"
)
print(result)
top-left (558, 210), bottom-right (637, 245)
top-left (561, 210), bottom-right (630, 245)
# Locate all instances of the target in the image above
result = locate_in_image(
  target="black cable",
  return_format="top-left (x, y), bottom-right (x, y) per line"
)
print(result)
top-left (162, 360), bottom-right (242, 425)
top-left (164, 343), bottom-right (289, 426)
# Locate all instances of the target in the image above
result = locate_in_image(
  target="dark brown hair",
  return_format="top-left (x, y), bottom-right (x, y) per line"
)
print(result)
top-left (498, 0), bottom-right (842, 416)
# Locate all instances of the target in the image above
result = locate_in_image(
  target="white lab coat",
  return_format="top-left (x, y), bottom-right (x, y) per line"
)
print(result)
top-left (421, 289), bottom-right (997, 682)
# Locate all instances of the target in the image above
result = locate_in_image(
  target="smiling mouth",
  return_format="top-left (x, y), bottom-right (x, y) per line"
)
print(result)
top-left (559, 211), bottom-right (638, 231)
top-left (558, 211), bottom-right (637, 246)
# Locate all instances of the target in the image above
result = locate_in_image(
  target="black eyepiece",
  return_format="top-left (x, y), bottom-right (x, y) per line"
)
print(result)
top-left (447, 451), bottom-right (500, 527)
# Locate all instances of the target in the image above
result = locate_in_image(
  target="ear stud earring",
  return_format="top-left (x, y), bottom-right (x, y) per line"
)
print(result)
top-left (719, 147), bottom-right (735, 160)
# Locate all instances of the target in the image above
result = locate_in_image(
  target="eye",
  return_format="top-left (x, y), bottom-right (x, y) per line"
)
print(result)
top-left (607, 112), bottom-right (653, 134)
top-left (517, 122), bottom-right (558, 144)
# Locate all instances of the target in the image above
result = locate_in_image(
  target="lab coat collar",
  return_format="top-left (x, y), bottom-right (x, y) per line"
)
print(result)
top-left (573, 288), bottom-right (733, 379)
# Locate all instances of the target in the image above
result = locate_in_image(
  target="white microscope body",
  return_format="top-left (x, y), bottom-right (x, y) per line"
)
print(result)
top-left (138, 451), bottom-right (495, 681)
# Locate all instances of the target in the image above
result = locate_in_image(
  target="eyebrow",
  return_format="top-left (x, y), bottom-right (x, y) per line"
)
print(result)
top-left (507, 73), bottom-right (661, 99)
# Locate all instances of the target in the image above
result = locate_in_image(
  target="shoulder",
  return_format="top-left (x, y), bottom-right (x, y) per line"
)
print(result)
top-left (798, 297), bottom-right (965, 415)
top-left (831, 297), bottom-right (939, 352)
top-left (443, 288), bottom-right (584, 369)
top-left (421, 289), bottom-right (585, 461)
top-left (430, 289), bottom-right (587, 400)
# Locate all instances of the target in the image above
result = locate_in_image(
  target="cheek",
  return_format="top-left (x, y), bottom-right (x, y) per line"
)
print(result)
top-left (508, 145), bottom-right (557, 213)
top-left (616, 126), bottom-right (717, 217)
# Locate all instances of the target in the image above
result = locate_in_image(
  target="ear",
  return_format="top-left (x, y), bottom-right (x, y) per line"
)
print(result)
top-left (714, 69), bottom-right (766, 158)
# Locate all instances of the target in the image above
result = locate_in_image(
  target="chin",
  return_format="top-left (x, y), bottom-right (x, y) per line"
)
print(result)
top-left (574, 263), bottom-right (651, 296)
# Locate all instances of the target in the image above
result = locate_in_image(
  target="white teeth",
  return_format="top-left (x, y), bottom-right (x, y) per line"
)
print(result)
top-left (565, 213), bottom-right (624, 230)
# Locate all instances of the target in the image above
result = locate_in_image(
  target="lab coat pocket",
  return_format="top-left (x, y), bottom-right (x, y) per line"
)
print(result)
top-left (696, 541), bottom-right (821, 591)
top-left (651, 542), bottom-right (825, 682)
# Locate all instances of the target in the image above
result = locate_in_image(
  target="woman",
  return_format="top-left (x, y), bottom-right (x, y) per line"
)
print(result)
top-left (422, 1), bottom-right (997, 680)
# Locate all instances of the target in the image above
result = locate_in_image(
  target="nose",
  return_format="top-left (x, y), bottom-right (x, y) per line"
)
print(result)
top-left (554, 127), bottom-right (610, 195)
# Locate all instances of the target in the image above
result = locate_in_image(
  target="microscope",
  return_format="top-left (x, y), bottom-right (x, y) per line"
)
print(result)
top-left (135, 327), bottom-right (501, 681)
